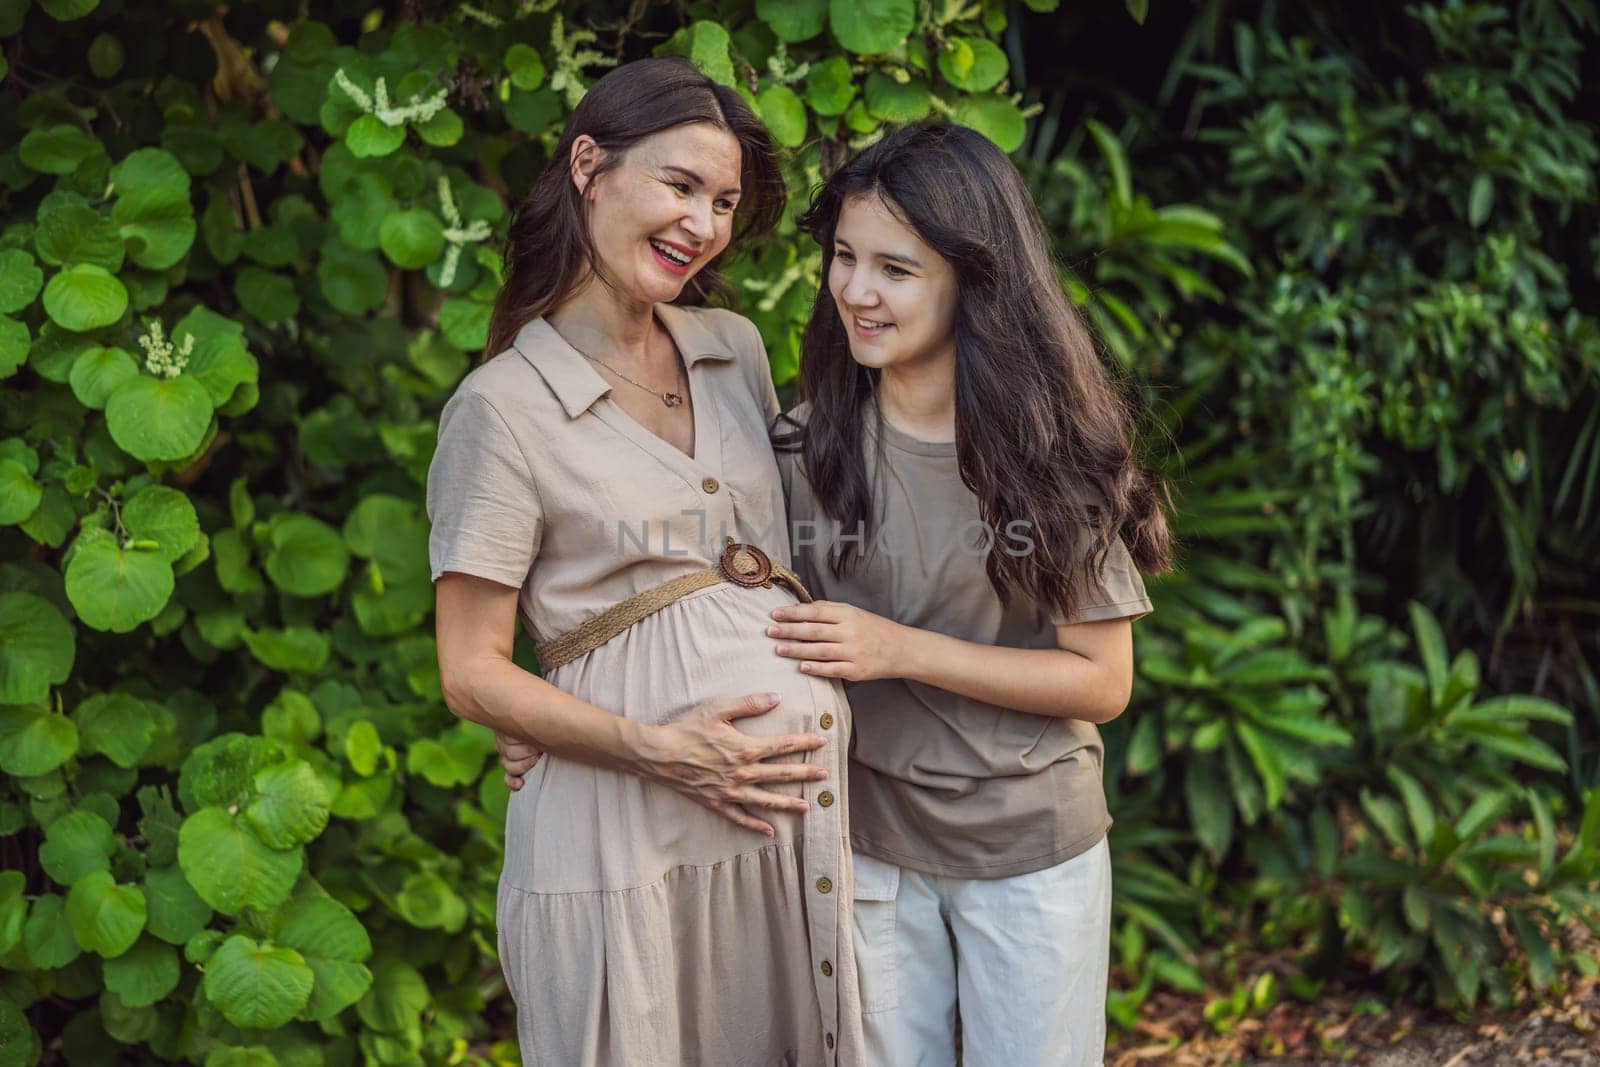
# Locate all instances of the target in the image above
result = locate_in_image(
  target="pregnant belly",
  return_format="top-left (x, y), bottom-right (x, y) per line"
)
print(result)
top-left (549, 580), bottom-right (836, 733)
top-left (504, 582), bottom-right (850, 894)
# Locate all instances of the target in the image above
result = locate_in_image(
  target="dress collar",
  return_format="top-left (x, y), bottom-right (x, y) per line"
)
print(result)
top-left (510, 303), bottom-right (736, 420)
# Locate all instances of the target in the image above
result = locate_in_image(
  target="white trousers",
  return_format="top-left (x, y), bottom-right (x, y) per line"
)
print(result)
top-left (850, 835), bottom-right (1112, 1067)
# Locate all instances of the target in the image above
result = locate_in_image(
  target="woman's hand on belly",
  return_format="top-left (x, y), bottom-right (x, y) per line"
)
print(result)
top-left (636, 691), bottom-right (830, 837)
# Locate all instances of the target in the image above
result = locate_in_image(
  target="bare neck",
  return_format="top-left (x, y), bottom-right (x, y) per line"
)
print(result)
top-left (878, 354), bottom-right (957, 444)
top-left (548, 279), bottom-right (667, 368)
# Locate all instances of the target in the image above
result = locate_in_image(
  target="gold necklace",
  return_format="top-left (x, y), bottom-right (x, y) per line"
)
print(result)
top-left (572, 344), bottom-right (686, 408)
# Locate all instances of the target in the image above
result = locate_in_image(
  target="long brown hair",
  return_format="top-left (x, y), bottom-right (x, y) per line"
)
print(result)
top-left (483, 57), bottom-right (785, 359)
top-left (776, 122), bottom-right (1172, 619)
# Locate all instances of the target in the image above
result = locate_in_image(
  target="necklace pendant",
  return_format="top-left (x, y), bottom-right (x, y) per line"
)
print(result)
top-left (662, 392), bottom-right (683, 408)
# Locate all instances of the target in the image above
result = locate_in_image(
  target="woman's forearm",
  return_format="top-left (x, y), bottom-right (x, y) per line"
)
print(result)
top-left (898, 627), bottom-right (1130, 723)
top-left (445, 655), bottom-right (659, 775)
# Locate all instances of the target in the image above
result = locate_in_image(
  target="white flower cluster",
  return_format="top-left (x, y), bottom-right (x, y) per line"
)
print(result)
top-left (459, 0), bottom-right (558, 26)
top-left (548, 16), bottom-right (617, 108)
top-left (333, 68), bottom-right (449, 127)
top-left (745, 254), bottom-right (820, 314)
top-left (766, 43), bottom-right (810, 85)
top-left (137, 319), bottom-right (194, 379)
top-left (437, 177), bottom-right (493, 287)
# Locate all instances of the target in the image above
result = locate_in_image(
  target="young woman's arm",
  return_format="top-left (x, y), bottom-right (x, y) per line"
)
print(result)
top-left (437, 572), bottom-right (830, 834)
top-left (764, 602), bottom-right (1134, 724)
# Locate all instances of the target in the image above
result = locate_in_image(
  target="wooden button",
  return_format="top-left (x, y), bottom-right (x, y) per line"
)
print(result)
top-left (816, 876), bottom-right (832, 894)
top-left (821, 960), bottom-right (833, 977)
top-left (818, 791), bottom-right (834, 808)
top-left (825, 1034), bottom-right (834, 1050)
top-left (701, 477), bottom-right (719, 494)
top-left (819, 713), bottom-right (834, 730)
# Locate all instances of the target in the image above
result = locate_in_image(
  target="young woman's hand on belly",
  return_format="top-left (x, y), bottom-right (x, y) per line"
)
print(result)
top-left (497, 691), bottom-right (828, 837)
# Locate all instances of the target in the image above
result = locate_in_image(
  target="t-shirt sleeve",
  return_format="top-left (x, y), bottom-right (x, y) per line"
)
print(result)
top-left (1049, 535), bottom-right (1153, 626)
top-left (425, 388), bottom-right (543, 587)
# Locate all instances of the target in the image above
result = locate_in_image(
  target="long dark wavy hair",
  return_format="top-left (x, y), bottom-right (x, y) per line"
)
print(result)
top-left (776, 122), bottom-right (1172, 618)
top-left (483, 57), bottom-right (786, 360)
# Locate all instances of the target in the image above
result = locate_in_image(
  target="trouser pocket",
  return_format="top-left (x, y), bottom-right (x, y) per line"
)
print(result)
top-left (849, 851), bottom-right (900, 1015)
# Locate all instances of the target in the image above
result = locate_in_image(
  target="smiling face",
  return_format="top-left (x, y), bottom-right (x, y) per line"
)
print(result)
top-left (827, 192), bottom-right (959, 373)
top-left (576, 121), bottom-right (743, 306)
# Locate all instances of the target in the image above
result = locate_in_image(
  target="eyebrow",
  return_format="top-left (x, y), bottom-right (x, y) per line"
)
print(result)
top-left (662, 164), bottom-right (741, 198)
top-left (834, 237), bottom-right (923, 270)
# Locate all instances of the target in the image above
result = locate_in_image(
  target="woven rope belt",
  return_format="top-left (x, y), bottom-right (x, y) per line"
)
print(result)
top-left (535, 539), bottom-right (813, 672)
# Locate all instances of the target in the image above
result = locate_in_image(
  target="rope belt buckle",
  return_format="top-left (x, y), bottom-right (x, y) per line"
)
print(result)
top-left (719, 540), bottom-right (774, 588)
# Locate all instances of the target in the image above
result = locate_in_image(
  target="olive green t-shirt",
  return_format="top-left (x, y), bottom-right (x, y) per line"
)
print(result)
top-left (775, 402), bottom-right (1152, 879)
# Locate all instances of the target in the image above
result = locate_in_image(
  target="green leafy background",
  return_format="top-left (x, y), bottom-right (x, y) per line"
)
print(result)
top-left (1, 0), bottom-right (1597, 1061)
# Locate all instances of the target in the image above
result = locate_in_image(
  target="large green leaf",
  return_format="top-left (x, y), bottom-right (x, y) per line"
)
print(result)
top-left (0, 871), bottom-right (25, 956)
top-left (177, 807), bottom-right (301, 915)
top-left (23, 894), bottom-right (81, 968)
top-left (113, 187), bottom-right (196, 270)
top-left (272, 894), bottom-right (374, 1020)
top-left (317, 240), bottom-right (388, 315)
top-left (0, 593), bottom-right (74, 704)
top-left (805, 57), bottom-right (857, 116)
top-left (503, 43), bottom-right (546, 90)
top-left (757, 85), bottom-right (808, 148)
top-left (174, 305), bottom-right (257, 407)
top-left (123, 485), bottom-right (201, 562)
top-left (829, 0), bottom-right (913, 54)
top-left (240, 626), bottom-right (331, 672)
top-left (67, 345), bottom-right (139, 409)
top-left (38, 810), bottom-right (116, 886)
top-left (758, 0), bottom-right (826, 40)
top-left (938, 37), bottom-right (1008, 92)
top-left (143, 863), bottom-right (213, 945)
top-left (42, 264), bottom-right (128, 331)
top-left (40, 0), bottom-right (101, 22)
top-left (19, 124), bottom-right (100, 174)
top-left (356, 959), bottom-right (430, 1034)
top-left (863, 73), bottom-right (931, 122)
top-left (0, 703), bottom-right (79, 777)
top-left (0, 249), bottom-right (43, 314)
top-left (203, 935), bottom-right (314, 1029)
top-left (263, 513), bottom-right (350, 597)
top-left (64, 870), bottom-right (146, 957)
top-left (103, 936), bottom-right (180, 1007)
top-left (0, 316), bottom-right (28, 379)
top-left (64, 530), bottom-right (174, 632)
top-left (379, 210), bottom-right (445, 270)
top-left (345, 114), bottom-right (405, 158)
top-left (244, 760), bottom-right (332, 849)
top-left (395, 873), bottom-right (467, 932)
top-left (104, 374), bottom-right (213, 461)
top-left (0, 459), bottom-right (42, 525)
top-left (0, 997), bottom-right (40, 1067)
top-left (178, 732), bottom-right (279, 811)
top-left (72, 691), bottom-right (161, 768)
top-left (35, 197), bottom-right (125, 270)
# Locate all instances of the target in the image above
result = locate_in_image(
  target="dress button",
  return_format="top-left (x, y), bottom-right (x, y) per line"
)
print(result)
top-left (701, 477), bottom-right (719, 494)
top-left (821, 960), bottom-right (833, 977)
top-left (825, 1033), bottom-right (834, 1050)
top-left (819, 712), bottom-right (834, 730)
top-left (818, 791), bottom-right (834, 808)
top-left (816, 876), bottom-right (832, 894)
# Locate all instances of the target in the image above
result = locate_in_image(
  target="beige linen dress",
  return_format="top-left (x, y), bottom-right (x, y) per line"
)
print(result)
top-left (426, 304), bottom-right (863, 1066)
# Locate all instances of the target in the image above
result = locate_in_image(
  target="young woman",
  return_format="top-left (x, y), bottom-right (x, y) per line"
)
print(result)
top-left (767, 122), bottom-right (1172, 1066)
top-left (430, 58), bottom-right (864, 1064)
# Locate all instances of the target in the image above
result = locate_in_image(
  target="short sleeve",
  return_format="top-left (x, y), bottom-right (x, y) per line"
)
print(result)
top-left (425, 388), bottom-right (543, 587)
top-left (742, 316), bottom-right (781, 426)
top-left (1049, 536), bottom-right (1153, 626)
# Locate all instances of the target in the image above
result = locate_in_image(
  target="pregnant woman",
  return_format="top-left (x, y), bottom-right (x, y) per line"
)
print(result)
top-left (427, 58), bottom-right (862, 1065)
